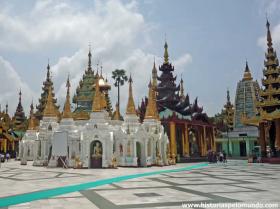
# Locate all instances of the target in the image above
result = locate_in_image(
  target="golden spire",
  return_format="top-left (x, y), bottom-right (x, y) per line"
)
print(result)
top-left (5, 102), bottom-right (8, 114)
top-left (113, 102), bottom-right (121, 120)
top-left (266, 18), bottom-right (272, 48)
top-left (100, 63), bottom-right (104, 79)
top-left (92, 78), bottom-right (102, 112)
top-left (28, 101), bottom-right (37, 130)
top-left (164, 40), bottom-right (169, 64)
top-left (87, 44), bottom-right (92, 72)
top-left (145, 80), bottom-right (159, 119)
top-left (152, 58), bottom-right (157, 87)
top-left (126, 74), bottom-right (136, 115)
top-left (62, 75), bottom-right (72, 118)
top-left (180, 75), bottom-right (185, 99)
top-left (242, 60), bottom-right (252, 81)
top-left (43, 86), bottom-right (57, 117)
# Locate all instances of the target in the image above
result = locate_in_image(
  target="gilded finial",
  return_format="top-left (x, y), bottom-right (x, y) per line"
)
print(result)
top-left (92, 78), bottom-right (102, 112)
top-left (179, 75), bottom-right (185, 99)
top-left (113, 102), bottom-right (121, 120)
top-left (152, 58), bottom-right (157, 87)
top-left (226, 88), bottom-right (230, 104)
top-left (88, 44), bottom-right (92, 71)
top-left (145, 79), bottom-right (159, 120)
top-left (100, 62), bottom-right (104, 79)
top-left (5, 102), bottom-right (8, 114)
top-left (266, 17), bottom-right (272, 47)
top-left (126, 74), bottom-right (136, 115)
top-left (164, 38), bottom-right (169, 64)
top-left (19, 89), bottom-right (22, 103)
top-left (62, 75), bottom-right (72, 118)
top-left (43, 86), bottom-right (57, 118)
top-left (243, 60), bottom-right (252, 81)
top-left (96, 60), bottom-right (100, 78)
top-left (28, 101), bottom-right (37, 130)
top-left (47, 60), bottom-right (50, 80)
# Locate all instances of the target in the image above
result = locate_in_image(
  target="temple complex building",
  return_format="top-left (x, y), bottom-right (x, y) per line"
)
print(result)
top-left (19, 102), bottom-right (38, 162)
top-left (0, 104), bottom-right (20, 157)
top-left (73, 49), bottom-right (113, 120)
top-left (216, 63), bottom-right (260, 157)
top-left (139, 41), bottom-right (216, 162)
top-left (20, 65), bottom-right (169, 168)
top-left (35, 63), bottom-right (60, 121)
top-left (12, 90), bottom-right (27, 136)
top-left (243, 20), bottom-right (280, 159)
top-left (17, 41), bottom-right (218, 167)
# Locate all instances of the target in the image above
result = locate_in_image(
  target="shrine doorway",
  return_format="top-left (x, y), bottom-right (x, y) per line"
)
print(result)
top-left (176, 125), bottom-right (183, 157)
top-left (189, 129), bottom-right (200, 157)
top-left (90, 140), bottom-right (102, 168)
top-left (136, 142), bottom-right (141, 167)
top-left (239, 141), bottom-right (247, 157)
top-left (269, 121), bottom-right (276, 157)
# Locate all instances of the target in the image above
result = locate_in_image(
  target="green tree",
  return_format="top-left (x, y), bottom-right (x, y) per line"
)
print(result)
top-left (112, 69), bottom-right (128, 108)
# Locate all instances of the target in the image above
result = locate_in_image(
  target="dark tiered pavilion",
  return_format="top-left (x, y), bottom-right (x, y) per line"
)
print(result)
top-left (140, 41), bottom-right (216, 162)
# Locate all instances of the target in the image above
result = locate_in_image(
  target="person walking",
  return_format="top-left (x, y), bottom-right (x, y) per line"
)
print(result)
top-left (222, 150), bottom-right (227, 163)
top-left (219, 152), bottom-right (224, 163)
top-left (6, 153), bottom-right (10, 162)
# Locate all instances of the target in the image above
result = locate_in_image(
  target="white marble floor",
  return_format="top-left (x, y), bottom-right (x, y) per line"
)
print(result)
top-left (0, 160), bottom-right (279, 209)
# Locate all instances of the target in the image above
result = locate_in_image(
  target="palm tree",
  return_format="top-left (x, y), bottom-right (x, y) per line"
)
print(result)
top-left (112, 69), bottom-right (128, 108)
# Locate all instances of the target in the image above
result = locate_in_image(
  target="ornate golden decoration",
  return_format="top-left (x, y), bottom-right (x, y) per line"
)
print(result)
top-left (28, 102), bottom-right (38, 130)
top-left (164, 41), bottom-right (169, 64)
top-left (43, 86), bottom-right (58, 118)
top-left (242, 61), bottom-right (253, 81)
top-left (92, 79), bottom-right (102, 112)
top-left (113, 103), bottom-right (121, 120)
top-left (126, 75), bottom-right (136, 115)
top-left (62, 75), bottom-right (72, 118)
top-left (256, 99), bottom-right (280, 108)
top-left (241, 113), bottom-right (261, 127)
top-left (145, 80), bottom-right (159, 119)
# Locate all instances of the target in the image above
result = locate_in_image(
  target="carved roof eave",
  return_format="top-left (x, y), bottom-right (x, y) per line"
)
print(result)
top-left (241, 115), bottom-right (261, 127)
top-left (242, 109), bottom-right (280, 126)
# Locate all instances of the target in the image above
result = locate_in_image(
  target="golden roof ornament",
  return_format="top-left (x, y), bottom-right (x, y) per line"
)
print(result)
top-left (62, 75), bottom-right (72, 118)
top-left (113, 102), bottom-right (121, 120)
top-left (126, 74), bottom-right (136, 115)
top-left (5, 103), bottom-right (8, 114)
top-left (266, 19), bottom-right (272, 48)
top-left (180, 75), bottom-right (185, 99)
top-left (43, 86), bottom-right (57, 118)
top-left (92, 78), bottom-right (102, 112)
top-left (164, 40), bottom-right (169, 64)
top-left (28, 101), bottom-right (37, 130)
top-left (152, 58), bottom-right (157, 87)
top-left (145, 80), bottom-right (159, 119)
top-left (242, 61), bottom-right (253, 81)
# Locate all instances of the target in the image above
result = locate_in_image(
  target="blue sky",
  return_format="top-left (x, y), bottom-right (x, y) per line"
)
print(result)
top-left (0, 0), bottom-right (279, 116)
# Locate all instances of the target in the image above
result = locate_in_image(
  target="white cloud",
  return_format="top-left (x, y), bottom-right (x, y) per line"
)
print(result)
top-left (0, 0), bottom-right (193, 116)
top-left (0, 0), bottom-right (147, 52)
top-left (173, 53), bottom-right (192, 75)
top-left (0, 56), bottom-right (36, 115)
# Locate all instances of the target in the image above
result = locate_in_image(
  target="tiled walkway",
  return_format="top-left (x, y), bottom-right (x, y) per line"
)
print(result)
top-left (0, 160), bottom-right (279, 209)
